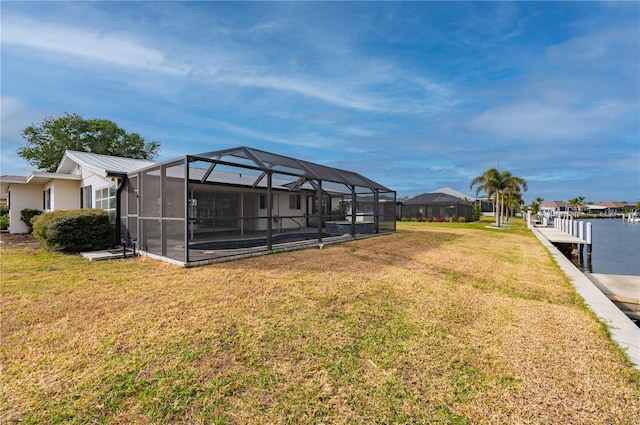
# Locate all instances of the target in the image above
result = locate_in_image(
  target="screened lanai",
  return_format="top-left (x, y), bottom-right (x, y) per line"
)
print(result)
top-left (120, 147), bottom-right (396, 266)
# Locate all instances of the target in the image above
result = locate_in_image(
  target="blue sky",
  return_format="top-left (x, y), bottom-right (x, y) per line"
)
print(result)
top-left (2, 1), bottom-right (638, 203)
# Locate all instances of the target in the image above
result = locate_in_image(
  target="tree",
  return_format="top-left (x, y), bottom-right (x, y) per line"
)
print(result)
top-left (503, 189), bottom-right (524, 221)
top-left (530, 200), bottom-right (541, 215)
top-left (568, 196), bottom-right (585, 218)
top-left (470, 168), bottom-right (528, 227)
top-left (18, 113), bottom-right (160, 172)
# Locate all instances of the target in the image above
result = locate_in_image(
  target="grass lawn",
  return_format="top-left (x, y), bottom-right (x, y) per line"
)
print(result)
top-left (2, 218), bottom-right (639, 424)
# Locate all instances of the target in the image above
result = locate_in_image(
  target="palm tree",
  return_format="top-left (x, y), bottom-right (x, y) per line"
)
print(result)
top-left (568, 196), bottom-right (585, 218)
top-left (504, 189), bottom-right (524, 222)
top-left (470, 168), bottom-right (528, 227)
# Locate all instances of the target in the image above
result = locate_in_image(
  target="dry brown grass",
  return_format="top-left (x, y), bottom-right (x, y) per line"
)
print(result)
top-left (2, 219), bottom-right (639, 424)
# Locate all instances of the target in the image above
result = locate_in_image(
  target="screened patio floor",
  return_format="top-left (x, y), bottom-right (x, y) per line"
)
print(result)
top-left (155, 226), bottom-right (392, 266)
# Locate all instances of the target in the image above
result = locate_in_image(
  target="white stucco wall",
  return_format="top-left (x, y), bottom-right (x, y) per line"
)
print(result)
top-left (47, 179), bottom-right (81, 211)
top-left (80, 174), bottom-right (113, 208)
top-left (257, 192), bottom-right (307, 230)
top-left (7, 184), bottom-right (43, 234)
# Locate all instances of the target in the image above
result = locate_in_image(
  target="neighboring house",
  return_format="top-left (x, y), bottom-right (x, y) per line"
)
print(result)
top-left (582, 204), bottom-right (608, 215)
top-left (401, 192), bottom-right (473, 220)
top-left (540, 201), bottom-right (635, 218)
top-left (1, 147), bottom-right (396, 266)
top-left (595, 202), bottom-right (637, 215)
top-left (396, 187), bottom-right (479, 219)
top-left (540, 201), bottom-right (569, 217)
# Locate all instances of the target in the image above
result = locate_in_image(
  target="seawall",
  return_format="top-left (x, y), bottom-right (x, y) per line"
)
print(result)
top-left (530, 226), bottom-right (640, 370)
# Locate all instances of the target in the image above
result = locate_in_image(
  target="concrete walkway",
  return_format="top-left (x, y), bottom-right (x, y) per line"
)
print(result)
top-left (531, 226), bottom-right (640, 370)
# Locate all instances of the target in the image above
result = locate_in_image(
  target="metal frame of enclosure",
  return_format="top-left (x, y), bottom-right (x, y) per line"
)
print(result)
top-left (120, 147), bottom-right (396, 266)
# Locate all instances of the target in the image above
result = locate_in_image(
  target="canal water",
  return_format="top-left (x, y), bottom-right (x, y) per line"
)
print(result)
top-left (583, 218), bottom-right (640, 276)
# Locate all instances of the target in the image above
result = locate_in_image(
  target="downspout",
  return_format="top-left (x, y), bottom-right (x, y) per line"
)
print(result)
top-left (317, 180), bottom-right (323, 244)
top-left (267, 172), bottom-right (273, 250)
top-left (374, 189), bottom-right (379, 234)
top-left (107, 171), bottom-right (128, 247)
top-left (351, 185), bottom-right (356, 238)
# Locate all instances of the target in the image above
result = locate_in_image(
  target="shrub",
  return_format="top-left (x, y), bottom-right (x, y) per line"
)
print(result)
top-left (32, 209), bottom-right (114, 252)
top-left (0, 214), bottom-right (8, 230)
top-left (20, 208), bottom-right (43, 233)
top-left (457, 217), bottom-right (468, 223)
top-left (472, 204), bottom-right (482, 222)
top-left (0, 205), bottom-right (8, 216)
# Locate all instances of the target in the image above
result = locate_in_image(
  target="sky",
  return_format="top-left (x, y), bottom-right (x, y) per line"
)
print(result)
top-left (1, 1), bottom-right (639, 204)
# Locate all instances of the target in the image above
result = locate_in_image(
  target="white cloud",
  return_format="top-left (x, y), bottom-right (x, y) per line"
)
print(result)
top-left (2, 13), bottom-right (458, 116)
top-left (0, 96), bottom-right (47, 175)
top-left (2, 17), bottom-right (190, 76)
top-left (469, 95), bottom-right (630, 143)
top-left (206, 119), bottom-right (322, 149)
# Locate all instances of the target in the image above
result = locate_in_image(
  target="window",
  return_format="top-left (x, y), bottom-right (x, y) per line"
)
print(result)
top-left (259, 194), bottom-right (275, 210)
top-left (81, 185), bottom-right (92, 208)
top-left (43, 188), bottom-right (51, 210)
top-left (95, 184), bottom-right (116, 221)
top-left (289, 194), bottom-right (301, 210)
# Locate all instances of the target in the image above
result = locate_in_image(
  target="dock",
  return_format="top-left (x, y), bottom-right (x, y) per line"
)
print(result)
top-left (534, 226), bottom-right (587, 244)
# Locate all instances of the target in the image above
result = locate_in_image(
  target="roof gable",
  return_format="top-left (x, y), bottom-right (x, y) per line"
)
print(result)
top-left (57, 151), bottom-right (157, 177)
top-left (430, 187), bottom-right (470, 199)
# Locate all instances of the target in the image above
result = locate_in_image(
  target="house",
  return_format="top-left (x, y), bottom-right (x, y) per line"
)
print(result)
top-left (401, 192), bottom-right (473, 220)
top-left (540, 201), bottom-right (569, 218)
top-left (0, 153), bottom-right (155, 235)
top-left (595, 202), bottom-right (637, 216)
top-left (1, 147), bottom-right (396, 266)
top-left (540, 201), bottom-right (636, 218)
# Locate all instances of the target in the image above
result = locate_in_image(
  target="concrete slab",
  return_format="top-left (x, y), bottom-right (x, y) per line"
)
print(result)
top-left (589, 274), bottom-right (640, 320)
top-left (81, 248), bottom-right (134, 261)
top-left (589, 274), bottom-right (640, 300)
top-left (531, 226), bottom-right (640, 370)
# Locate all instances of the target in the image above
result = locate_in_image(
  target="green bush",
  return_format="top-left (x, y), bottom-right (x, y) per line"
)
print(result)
top-left (0, 205), bottom-right (8, 216)
top-left (20, 208), bottom-right (43, 233)
top-left (472, 204), bottom-right (482, 222)
top-left (0, 214), bottom-right (8, 230)
top-left (32, 209), bottom-right (114, 252)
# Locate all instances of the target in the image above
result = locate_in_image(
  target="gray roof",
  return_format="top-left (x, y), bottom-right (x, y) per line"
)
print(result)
top-left (405, 192), bottom-right (473, 205)
top-left (429, 187), bottom-right (471, 199)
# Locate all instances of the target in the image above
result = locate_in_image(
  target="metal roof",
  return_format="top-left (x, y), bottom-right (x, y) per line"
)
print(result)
top-left (190, 146), bottom-right (392, 192)
top-left (58, 151), bottom-right (157, 176)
